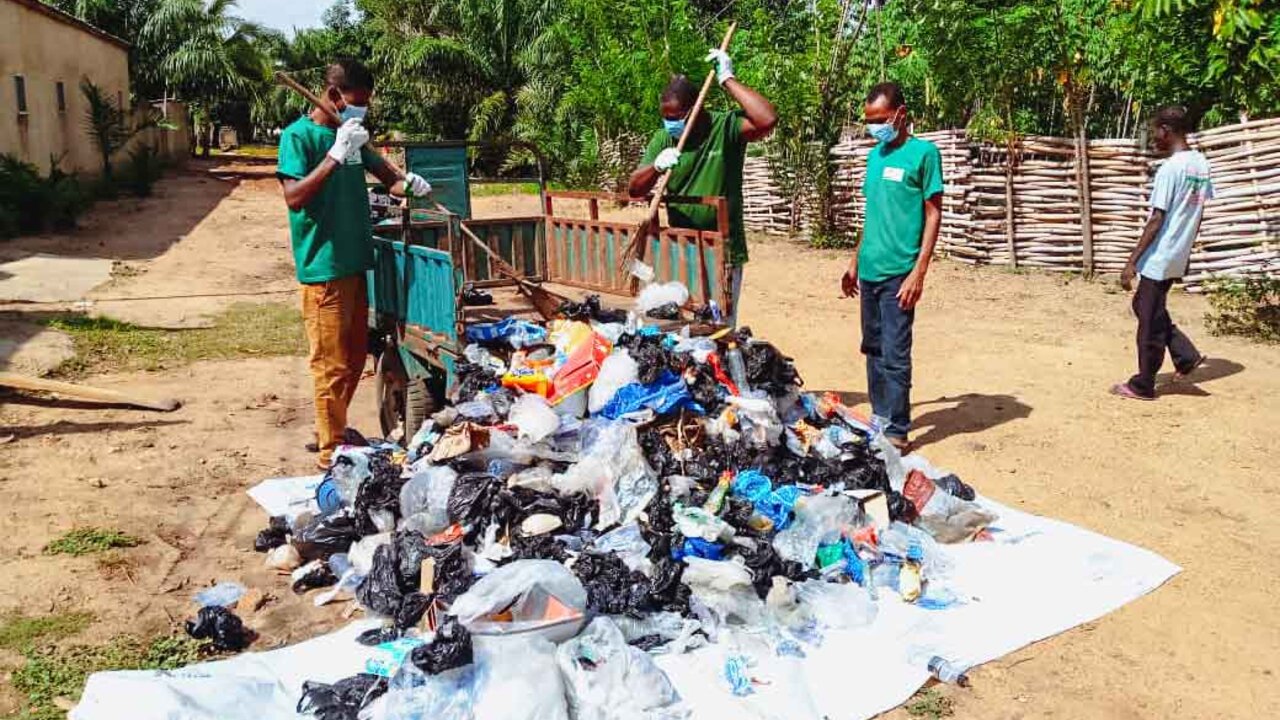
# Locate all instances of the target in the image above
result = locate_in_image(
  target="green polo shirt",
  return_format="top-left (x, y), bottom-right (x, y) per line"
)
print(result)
top-left (642, 110), bottom-right (749, 265)
top-left (859, 136), bottom-right (944, 282)
top-left (276, 116), bottom-right (384, 284)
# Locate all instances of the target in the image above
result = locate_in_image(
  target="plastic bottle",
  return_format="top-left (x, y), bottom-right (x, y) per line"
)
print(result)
top-left (725, 342), bottom-right (752, 394)
top-left (899, 541), bottom-right (923, 603)
top-left (927, 656), bottom-right (971, 687)
top-left (703, 471), bottom-right (732, 513)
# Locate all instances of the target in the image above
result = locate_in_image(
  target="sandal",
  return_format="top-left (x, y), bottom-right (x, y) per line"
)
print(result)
top-left (1174, 355), bottom-right (1207, 381)
top-left (1110, 382), bottom-right (1154, 401)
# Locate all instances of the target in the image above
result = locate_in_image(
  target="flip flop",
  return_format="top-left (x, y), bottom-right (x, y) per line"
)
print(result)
top-left (1110, 382), bottom-right (1154, 401)
top-left (1174, 355), bottom-right (1207, 381)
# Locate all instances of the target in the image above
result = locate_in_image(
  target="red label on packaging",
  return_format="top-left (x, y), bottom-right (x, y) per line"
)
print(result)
top-left (902, 469), bottom-right (936, 514)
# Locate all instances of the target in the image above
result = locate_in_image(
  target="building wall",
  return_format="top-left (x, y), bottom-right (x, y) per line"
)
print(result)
top-left (0, 0), bottom-right (130, 175)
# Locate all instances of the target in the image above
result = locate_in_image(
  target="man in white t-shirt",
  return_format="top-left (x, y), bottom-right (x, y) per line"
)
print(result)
top-left (1112, 106), bottom-right (1212, 401)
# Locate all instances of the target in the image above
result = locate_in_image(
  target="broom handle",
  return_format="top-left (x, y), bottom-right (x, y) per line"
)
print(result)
top-left (642, 22), bottom-right (738, 226)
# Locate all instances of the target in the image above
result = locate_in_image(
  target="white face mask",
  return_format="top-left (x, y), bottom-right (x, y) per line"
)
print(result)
top-left (338, 103), bottom-right (368, 122)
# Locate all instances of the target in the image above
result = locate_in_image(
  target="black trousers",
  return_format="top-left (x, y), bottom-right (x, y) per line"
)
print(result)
top-left (1129, 276), bottom-right (1201, 397)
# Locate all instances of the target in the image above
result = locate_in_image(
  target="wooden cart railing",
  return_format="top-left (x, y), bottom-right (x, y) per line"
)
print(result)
top-left (542, 190), bottom-right (735, 315)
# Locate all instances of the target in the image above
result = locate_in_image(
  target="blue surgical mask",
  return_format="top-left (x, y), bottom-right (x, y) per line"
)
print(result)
top-left (663, 118), bottom-right (686, 139)
top-left (867, 122), bottom-right (898, 144)
top-left (339, 104), bottom-right (368, 122)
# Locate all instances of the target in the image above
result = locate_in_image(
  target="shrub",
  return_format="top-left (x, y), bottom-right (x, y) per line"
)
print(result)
top-left (0, 154), bottom-right (92, 237)
top-left (122, 144), bottom-right (165, 197)
top-left (1204, 275), bottom-right (1280, 343)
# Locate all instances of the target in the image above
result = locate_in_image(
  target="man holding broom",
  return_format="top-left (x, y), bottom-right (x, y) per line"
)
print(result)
top-left (276, 58), bottom-right (432, 469)
top-left (628, 48), bottom-right (777, 326)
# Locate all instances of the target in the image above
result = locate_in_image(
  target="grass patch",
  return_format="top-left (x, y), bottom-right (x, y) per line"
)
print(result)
top-left (471, 181), bottom-right (542, 197)
top-left (905, 687), bottom-right (955, 719)
top-left (211, 144), bottom-right (278, 159)
top-left (12, 635), bottom-right (208, 719)
top-left (1204, 276), bottom-right (1280, 343)
top-left (44, 301), bottom-right (305, 378)
top-left (44, 528), bottom-right (142, 557)
top-left (0, 612), bottom-right (94, 653)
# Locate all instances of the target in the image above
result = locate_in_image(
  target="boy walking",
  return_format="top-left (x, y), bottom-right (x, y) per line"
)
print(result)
top-left (277, 58), bottom-right (432, 468)
top-left (841, 82), bottom-right (943, 450)
top-left (1112, 106), bottom-right (1212, 401)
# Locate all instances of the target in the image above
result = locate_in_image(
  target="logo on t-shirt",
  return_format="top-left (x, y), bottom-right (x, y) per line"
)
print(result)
top-left (882, 166), bottom-right (905, 182)
top-left (1186, 174), bottom-right (1211, 206)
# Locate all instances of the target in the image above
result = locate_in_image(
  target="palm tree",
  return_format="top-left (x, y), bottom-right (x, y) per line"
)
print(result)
top-left (140, 0), bottom-right (273, 155)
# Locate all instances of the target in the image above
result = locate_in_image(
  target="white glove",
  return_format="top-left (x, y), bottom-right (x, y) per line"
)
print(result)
top-left (328, 118), bottom-right (369, 163)
top-left (705, 48), bottom-right (735, 85)
top-left (654, 147), bottom-right (681, 172)
top-left (404, 172), bottom-right (432, 197)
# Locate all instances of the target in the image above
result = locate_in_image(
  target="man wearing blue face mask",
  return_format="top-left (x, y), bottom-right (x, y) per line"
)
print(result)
top-left (629, 49), bottom-right (777, 325)
top-left (277, 58), bottom-right (433, 469)
top-left (840, 82), bottom-right (943, 451)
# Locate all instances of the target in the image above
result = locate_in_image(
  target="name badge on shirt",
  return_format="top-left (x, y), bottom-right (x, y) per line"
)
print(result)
top-left (882, 166), bottom-right (905, 183)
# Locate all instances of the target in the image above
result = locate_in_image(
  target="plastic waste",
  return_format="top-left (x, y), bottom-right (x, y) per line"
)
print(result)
top-left (793, 579), bottom-right (878, 629)
top-left (573, 551), bottom-right (654, 616)
top-left (673, 505), bottom-right (735, 542)
top-left (466, 317), bottom-right (548, 349)
top-left (399, 466), bottom-right (458, 537)
top-left (593, 523), bottom-right (652, 573)
top-left (294, 511), bottom-right (361, 562)
top-left (731, 469), bottom-right (803, 531)
top-left (724, 342), bottom-right (752, 394)
top-left (588, 350), bottom-right (639, 414)
top-left (365, 637), bottom-right (425, 677)
top-left (254, 516), bottom-right (290, 552)
top-left (722, 654), bottom-right (754, 696)
top-left (681, 557), bottom-right (762, 626)
top-left (927, 656), bottom-right (972, 687)
top-left (556, 617), bottom-right (685, 720)
top-left (296, 673), bottom-right (387, 720)
top-left (193, 581), bottom-right (245, 608)
top-left (507, 465), bottom-right (555, 493)
top-left (378, 663), bottom-right (480, 720)
top-left (635, 281), bottom-right (689, 312)
top-left (772, 494), bottom-right (857, 566)
top-left (449, 559), bottom-right (587, 627)
top-left (725, 395), bottom-right (783, 447)
top-left (185, 606), bottom-right (254, 651)
top-left (509, 394), bottom-right (560, 443)
top-left (411, 615), bottom-right (473, 675)
top-left (599, 372), bottom-right (704, 421)
top-left (292, 559), bottom-right (339, 594)
top-left (901, 469), bottom-right (998, 544)
top-left (879, 521), bottom-right (952, 581)
top-left (472, 637), bottom-right (569, 720)
top-left (554, 421), bottom-right (656, 529)
top-left (265, 543), bottom-right (302, 571)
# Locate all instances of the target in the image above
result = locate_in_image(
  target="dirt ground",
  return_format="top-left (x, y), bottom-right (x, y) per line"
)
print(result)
top-left (1, 167), bottom-right (1278, 718)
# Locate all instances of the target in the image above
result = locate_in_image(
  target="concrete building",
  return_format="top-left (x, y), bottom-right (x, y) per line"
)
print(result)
top-left (0, 0), bottom-right (130, 175)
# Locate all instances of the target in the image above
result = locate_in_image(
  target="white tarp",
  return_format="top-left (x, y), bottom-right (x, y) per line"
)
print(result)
top-left (72, 488), bottom-right (1178, 720)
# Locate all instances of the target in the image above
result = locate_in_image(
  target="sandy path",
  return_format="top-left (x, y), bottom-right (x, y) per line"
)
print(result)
top-left (1, 179), bottom-right (1277, 717)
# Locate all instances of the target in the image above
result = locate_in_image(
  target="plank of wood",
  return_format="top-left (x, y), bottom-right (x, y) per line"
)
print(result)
top-left (0, 372), bottom-right (181, 412)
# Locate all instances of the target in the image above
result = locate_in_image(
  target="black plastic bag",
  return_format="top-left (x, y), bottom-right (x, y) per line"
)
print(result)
top-left (395, 592), bottom-right (433, 630)
top-left (462, 283), bottom-right (494, 306)
top-left (740, 338), bottom-right (802, 395)
top-left (447, 472), bottom-right (501, 539)
top-left (355, 544), bottom-right (404, 617)
top-left (558, 294), bottom-right (627, 323)
top-left (254, 515), bottom-right (290, 552)
top-left (647, 558), bottom-right (692, 614)
top-left (292, 560), bottom-right (339, 594)
top-left (410, 615), bottom-right (473, 675)
top-left (297, 673), bottom-right (387, 720)
top-left (573, 552), bottom-right (653, 617)
top-left (293, 511), bottom-right (361, 562)
top-left (935, 473), bottom-right (976, 501)
top-left (646, 302), bottom-right (681, 320)
top-left (739, 541), bottom-right (816, 600)
top-left (356, 626), bottom-right (401, 647)
top-left (453, 361), bottom-right (501, 402)
top-left (352, 450), bottom-right (406, 536)
top-left (424, 541), bottom-right (474, 602)
top-left (185, 606), bottom-right (254, 651)
top-left (509, 533), bottom-right (570, 562)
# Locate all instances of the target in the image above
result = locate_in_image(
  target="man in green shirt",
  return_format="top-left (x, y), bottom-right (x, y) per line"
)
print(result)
top-left (629, 49), bottom-right (777, 325)
top-left (840, 82), bottom-right (943, 450)
top-left (277, 58), bottom-right (432, 469)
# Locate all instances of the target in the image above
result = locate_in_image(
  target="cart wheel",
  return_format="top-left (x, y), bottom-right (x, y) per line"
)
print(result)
top-left (375, 349), bottom-right (435, 445)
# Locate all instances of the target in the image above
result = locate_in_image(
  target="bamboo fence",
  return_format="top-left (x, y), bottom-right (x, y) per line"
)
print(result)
top-left (738, 117), bottom-right (1280, 288)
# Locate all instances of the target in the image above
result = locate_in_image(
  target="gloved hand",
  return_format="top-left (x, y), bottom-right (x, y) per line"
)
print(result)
top-left (705, 48), bottom-right (735, 85)
top-left (404, 172), bottom-right (432, 197)
top-left (328, 118), bottom-right (369, 163)
top-left (654, 147), bottom-right (681, 172)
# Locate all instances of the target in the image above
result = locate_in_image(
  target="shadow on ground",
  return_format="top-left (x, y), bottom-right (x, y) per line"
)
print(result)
top-left (1155, 357), bottom-right (1245, 397)
top-left (910, 393), bottom-right (1033, 450)
top-left (2, 419), bottom-right (187, 440)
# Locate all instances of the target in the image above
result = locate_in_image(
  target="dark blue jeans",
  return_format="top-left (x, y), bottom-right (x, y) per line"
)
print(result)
top-left (860, 273), bottom-right (915, 439)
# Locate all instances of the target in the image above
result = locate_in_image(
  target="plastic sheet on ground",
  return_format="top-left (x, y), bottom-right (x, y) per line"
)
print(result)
top-left (73, 493), bottom-right (1179, 720)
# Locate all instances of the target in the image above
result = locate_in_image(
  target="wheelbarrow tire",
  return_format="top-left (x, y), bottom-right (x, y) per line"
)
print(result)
top-left (403, 376), bottom-right (434, 443)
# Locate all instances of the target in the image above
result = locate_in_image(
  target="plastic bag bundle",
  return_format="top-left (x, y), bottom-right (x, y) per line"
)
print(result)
top-left (556, 618), bottom-right (686, 720)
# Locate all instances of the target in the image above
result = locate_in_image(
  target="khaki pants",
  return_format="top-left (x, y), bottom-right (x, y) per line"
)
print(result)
top-left (301, 274), bottom-right (368, 468)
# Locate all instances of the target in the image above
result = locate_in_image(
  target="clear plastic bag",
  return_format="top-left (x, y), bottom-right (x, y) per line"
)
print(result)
top-left (793, 579), bottom-right (878, 630)
top-left (448, 560), bottom-right (587, 626)
top-left (399, 466), bottom-right (458, 537)
top-left (588, 351), bottom-right (639, 414)
top-left (473, 637), bottom-right (569, 720)
top-left (593, 523), bottom-right (653, 574)
top-left (553, 421), bottom-right (656, 529)
top-left (636, 282), bottom-right (690, 312)
top-left (771, 494), bottom-right (856, 566)
top-left (193, 582), bottom-right (245, 608)
top-left (555, 617), bottom-right (686, 720)
top-left (681, 557), bottom-right (763, 627)
top-left (373, 662), bottom-right (480, 720)
top-left (509, 394), bottom-right (560, 443)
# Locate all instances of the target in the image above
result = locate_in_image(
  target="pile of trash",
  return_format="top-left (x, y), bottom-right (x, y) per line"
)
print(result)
top-left (240, 298), bottom-right (998, 720)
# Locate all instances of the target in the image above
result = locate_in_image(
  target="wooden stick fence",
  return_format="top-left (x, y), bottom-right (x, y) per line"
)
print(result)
top-left (736, 117), bottom-right (1280, 289)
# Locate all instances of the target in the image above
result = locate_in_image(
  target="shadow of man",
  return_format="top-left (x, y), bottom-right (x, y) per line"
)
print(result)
top-left (1153, 357), bottom-right (1245, 397)
top-left (909, 393), bottom-right (1032, 451)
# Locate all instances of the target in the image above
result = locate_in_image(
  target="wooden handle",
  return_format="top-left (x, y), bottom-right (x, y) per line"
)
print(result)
top-left (273, 71), bottom-right (340, 125)
top-left (643, 22), bottom-right (738, 224)
top-left (0, 372), bottom-right (180, 412)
